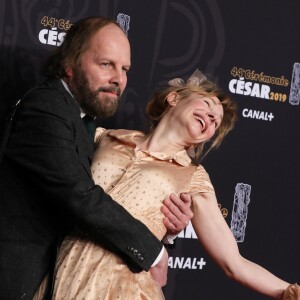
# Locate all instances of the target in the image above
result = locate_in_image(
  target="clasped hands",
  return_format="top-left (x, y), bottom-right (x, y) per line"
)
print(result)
top-left (150, 193), bottom-right (193, 287)
top-left (282, 284), bottom-right (300, 300)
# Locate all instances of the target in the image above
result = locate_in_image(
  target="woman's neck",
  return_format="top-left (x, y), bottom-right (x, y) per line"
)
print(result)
top-left (138, 123), bottom-right (185, 156)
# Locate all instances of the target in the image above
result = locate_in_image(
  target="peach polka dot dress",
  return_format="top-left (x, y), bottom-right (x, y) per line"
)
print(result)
top-left (53, 128), bottom-right (215, 300)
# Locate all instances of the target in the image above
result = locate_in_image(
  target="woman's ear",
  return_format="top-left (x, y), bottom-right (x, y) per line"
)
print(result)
top-left (166, 92), bottom-right (178, 107)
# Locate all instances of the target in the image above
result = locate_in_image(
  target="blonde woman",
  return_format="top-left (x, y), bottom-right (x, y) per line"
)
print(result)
top-left (53, 70), bottom-right (299, 299)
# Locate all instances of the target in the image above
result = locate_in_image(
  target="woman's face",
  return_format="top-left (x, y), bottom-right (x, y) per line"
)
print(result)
top-left (168, 93), bottom-right (224, 146)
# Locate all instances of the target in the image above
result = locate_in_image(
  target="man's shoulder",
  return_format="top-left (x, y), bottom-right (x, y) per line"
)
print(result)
top-left (21, 78), bottom-right (78, 113)
top-left (24, 78), bottom-right (69, 100)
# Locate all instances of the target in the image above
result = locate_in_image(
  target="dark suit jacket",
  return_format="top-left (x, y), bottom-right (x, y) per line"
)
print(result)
top-left (0, 79), bottom-right (162, 299)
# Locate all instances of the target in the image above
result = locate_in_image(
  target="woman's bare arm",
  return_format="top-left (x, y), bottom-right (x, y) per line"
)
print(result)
top-left (191, 192), bottom-right (289, 299)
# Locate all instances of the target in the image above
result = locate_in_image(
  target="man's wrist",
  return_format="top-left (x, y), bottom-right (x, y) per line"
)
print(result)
top-left (151, 246), bottom-right (165, 267)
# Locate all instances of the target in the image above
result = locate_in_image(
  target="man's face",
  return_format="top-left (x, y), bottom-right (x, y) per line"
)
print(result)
top-left (67, 24), bottom-right (131, 118)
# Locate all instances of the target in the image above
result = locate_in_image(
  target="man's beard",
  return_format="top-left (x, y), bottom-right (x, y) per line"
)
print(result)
top-left (71, 68), bottom-right (121, 118)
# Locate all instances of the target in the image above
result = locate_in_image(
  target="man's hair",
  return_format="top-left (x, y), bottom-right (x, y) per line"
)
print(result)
top-left (43, 16), bottom-right (121, 78)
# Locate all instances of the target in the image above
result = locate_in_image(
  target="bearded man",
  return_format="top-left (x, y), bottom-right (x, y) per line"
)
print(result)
top-left (0, 16), bottom-right (193, 299)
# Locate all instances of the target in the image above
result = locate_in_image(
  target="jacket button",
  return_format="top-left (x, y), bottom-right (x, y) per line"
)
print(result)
top-left (137, 254), bottom-right (144, 262)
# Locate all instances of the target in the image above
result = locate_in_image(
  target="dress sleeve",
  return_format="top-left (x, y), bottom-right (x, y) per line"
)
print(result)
top-left (190, 164), bottom-right (215, 195)
top-left (94, 127), bottom-right (107, 145)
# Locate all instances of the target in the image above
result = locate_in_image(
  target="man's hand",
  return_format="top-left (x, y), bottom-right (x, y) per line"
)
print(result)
top-left (150, 248), bottom-right (168, 287)
top-left (161, 193), bottom-right (193, 235)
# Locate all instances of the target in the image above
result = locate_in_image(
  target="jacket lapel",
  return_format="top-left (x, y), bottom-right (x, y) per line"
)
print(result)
top-left (45, 79), bottom-right (94, 178)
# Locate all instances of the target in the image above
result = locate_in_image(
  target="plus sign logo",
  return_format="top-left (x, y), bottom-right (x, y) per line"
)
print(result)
top-left (168, 257), bottom-right (207, 270)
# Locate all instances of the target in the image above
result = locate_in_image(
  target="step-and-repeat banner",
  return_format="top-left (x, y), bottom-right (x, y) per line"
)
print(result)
top-left (1, 1), bottom-right (299, 299)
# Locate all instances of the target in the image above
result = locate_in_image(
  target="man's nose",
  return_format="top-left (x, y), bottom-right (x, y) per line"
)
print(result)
top-left (109, 69), bottom-right (125, 86)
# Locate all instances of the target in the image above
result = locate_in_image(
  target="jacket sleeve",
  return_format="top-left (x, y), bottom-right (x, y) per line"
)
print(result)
top-left (5, 87), bottom-right (162, 272)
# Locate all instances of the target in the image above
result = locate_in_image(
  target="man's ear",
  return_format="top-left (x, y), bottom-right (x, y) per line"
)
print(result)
top-left (166, 92), bottom-right (178, 107)
top-left (64, 65), bottom-right (73, 78)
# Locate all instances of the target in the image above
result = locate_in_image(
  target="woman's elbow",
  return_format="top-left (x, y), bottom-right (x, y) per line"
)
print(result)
top-left (221, 257), bottom-right (247, 282)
